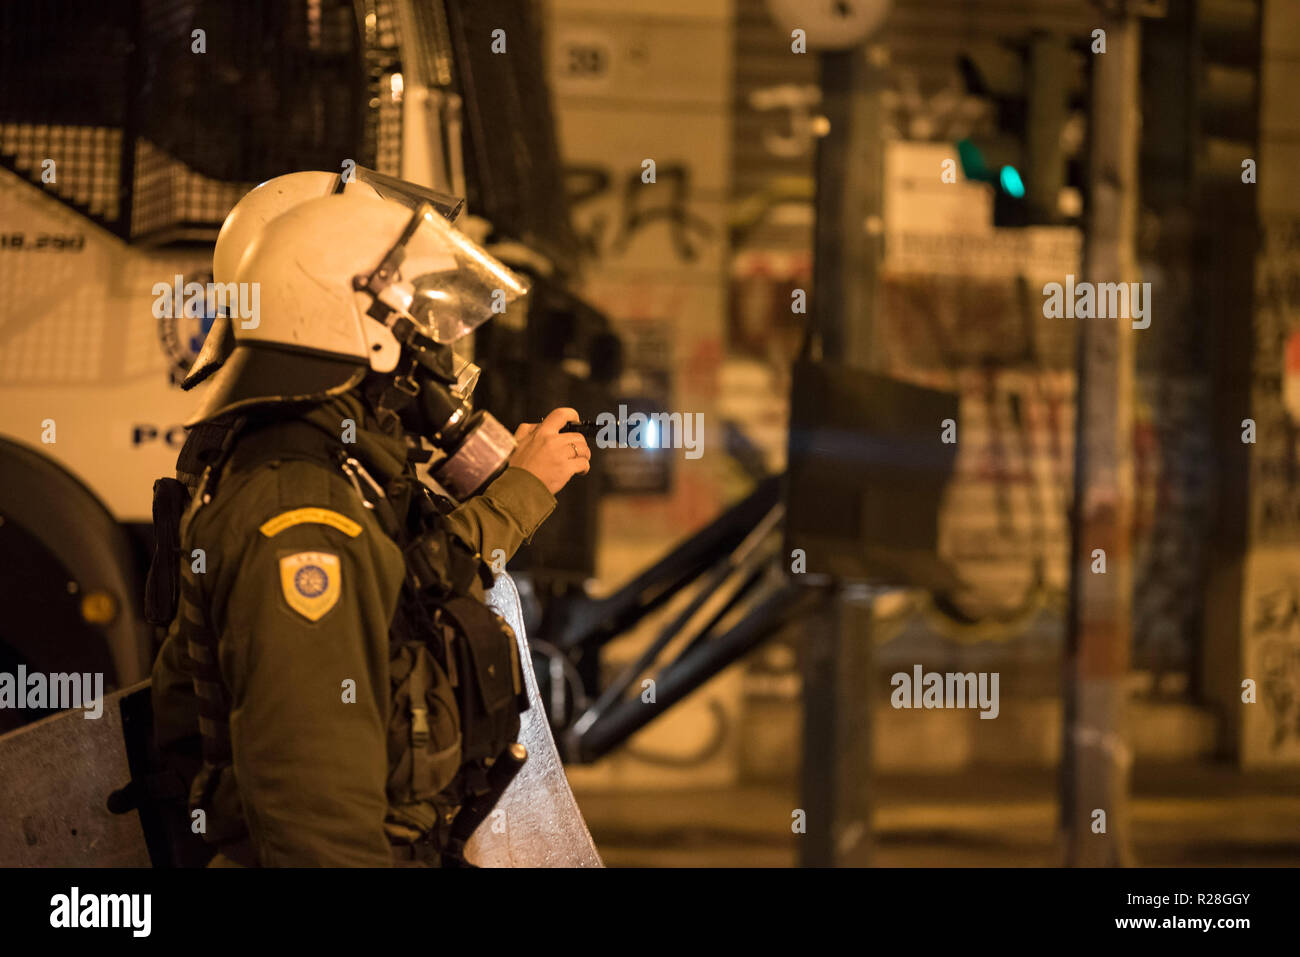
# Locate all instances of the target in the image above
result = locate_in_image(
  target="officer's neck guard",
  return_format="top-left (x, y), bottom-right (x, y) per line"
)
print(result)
top-left (182, 340), bottom-right (367, 427)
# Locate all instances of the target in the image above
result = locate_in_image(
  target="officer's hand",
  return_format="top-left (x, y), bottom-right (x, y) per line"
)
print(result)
top-left (509, 407), bottom-right (590, 495)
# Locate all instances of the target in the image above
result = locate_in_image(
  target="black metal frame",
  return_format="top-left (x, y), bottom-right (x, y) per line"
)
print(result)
top-left (533, 475), bottom-right (830, 763)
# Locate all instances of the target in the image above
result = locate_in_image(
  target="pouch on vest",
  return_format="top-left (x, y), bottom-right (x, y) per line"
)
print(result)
top-left (387, 640), bottom-right (462, 804)
top-left (404, 526), bottom-right (494, 596)
top-left (438, 596), bottom-right (527, 764)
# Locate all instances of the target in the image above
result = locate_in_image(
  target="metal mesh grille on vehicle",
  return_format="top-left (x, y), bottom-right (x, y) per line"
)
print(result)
top-left (0, 0), bottom-right (386, 246)
top-left (443, 0), bottom-right (581, 276)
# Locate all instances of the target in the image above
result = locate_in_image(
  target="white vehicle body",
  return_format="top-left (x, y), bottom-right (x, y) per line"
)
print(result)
top-left (0, 168), bottom-right (211, 521)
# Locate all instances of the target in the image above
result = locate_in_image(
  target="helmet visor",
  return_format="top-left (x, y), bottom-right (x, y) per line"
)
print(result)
top-left (399, 206), bottom-right (531, 343)
top-left (346, 166), bottom-right (465, 223)
top-left (357, 200), bottom-right (531, 345)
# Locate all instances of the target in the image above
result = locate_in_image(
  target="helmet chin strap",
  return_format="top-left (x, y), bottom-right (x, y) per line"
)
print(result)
top-left (364, 349), bottom-right (457, 437)
top-left (350, 200), bottom-right (464, 387)
top-left (360, 357), bottom-right (413, 419)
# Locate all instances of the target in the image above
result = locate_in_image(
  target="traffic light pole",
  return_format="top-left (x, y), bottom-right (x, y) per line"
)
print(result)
top-left (799, 44), bottom-right (885, 868)
top-left (810, 46), bottom-right (885, 369)
top-left (1061, 5), bottom-right (1142, 867)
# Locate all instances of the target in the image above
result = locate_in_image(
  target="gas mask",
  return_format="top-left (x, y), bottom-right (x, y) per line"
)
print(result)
top-left (380, 346), bottom-right (516, 501)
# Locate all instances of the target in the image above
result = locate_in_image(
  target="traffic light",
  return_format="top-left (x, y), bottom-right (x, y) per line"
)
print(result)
top-left (956, 135), bottom-right (1030, 227)
top-left (957, 37), bottom-right (1088, 228)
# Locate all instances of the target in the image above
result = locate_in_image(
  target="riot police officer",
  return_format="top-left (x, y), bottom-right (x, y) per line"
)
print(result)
top-left (146, 170), bottom-right (590, 866)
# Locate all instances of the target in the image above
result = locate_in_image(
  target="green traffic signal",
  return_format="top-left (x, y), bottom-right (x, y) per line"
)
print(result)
top-left (956, 139), bottom-right (1027, 199)
top-left (999, 165), bottom-right (1026, 198)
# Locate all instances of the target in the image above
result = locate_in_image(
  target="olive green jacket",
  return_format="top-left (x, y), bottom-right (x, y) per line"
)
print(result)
top-left (150, 394), bottom-right (555, 867)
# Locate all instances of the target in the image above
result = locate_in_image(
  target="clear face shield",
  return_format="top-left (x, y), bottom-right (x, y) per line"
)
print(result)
top-left (348, 170), bottom-right (530, 499)
top-left (349, 168), bottom-right (529, 357)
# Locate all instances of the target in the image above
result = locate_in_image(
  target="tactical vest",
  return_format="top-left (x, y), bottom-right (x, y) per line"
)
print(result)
top-left (144, 410), bottom-right (528, 866)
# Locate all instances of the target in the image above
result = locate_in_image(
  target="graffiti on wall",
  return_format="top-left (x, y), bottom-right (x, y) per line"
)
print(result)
top-left (1246, 557), bottom-right (1300, 761)
top-left (1254, 216), bottom-right (1300, 543)
top-left (566, 163), bottom-right (714, 265)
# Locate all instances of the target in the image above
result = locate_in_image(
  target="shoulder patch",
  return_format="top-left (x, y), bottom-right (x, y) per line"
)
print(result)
top-left (279, 552), bottom-right (342, 622)
top-left (260, 508), bottom-right (362, 539)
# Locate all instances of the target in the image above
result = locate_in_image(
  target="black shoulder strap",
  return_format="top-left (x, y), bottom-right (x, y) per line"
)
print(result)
top-left (175, 414), bottom-right (245, 495)
top-left (144, 414), bottom-right (246, 626)
top-left (143, 477), bottom-right (190, 626)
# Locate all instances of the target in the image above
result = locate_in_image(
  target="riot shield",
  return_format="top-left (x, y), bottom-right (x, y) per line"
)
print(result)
top-left (0, 680), bottom-right (151, 867)
top-left (470, 574), bottom-right (602, 866)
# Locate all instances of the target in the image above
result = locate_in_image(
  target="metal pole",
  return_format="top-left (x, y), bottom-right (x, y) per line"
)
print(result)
top-left (798, 43), bottom-right (883, 868)
top-left (811, 48), bottom-right (885, 368)
top-left (1061, 5), bottom-right (1141, 867)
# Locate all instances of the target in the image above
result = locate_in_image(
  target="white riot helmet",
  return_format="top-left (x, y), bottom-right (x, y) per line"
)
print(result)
top-left (183, 168), bottom-right (527, 425)
top-left (208, 167), bottom-right (465, 286)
